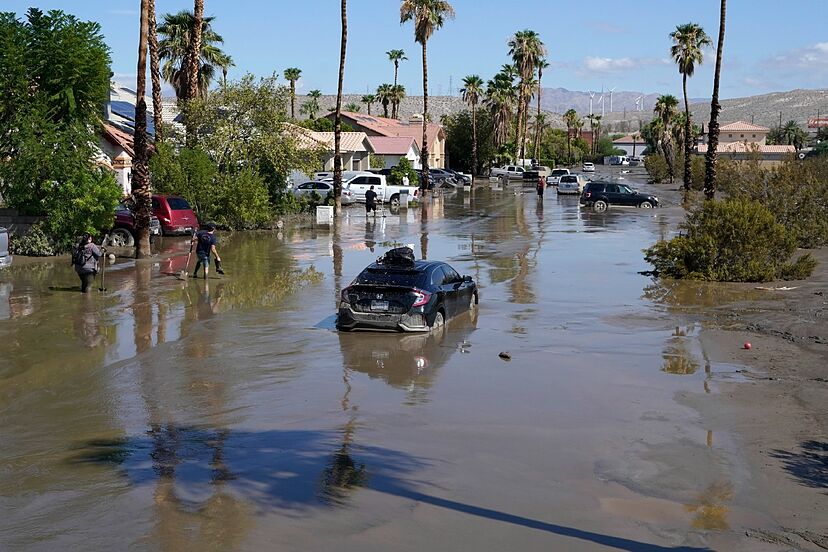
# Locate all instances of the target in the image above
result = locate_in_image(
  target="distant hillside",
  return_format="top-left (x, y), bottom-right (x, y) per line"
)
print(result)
top-left (690, 89), bottom-right (828, 129)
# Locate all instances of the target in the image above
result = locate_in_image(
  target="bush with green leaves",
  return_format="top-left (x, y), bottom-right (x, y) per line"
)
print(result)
top-left (389, 157), bottom-right (418, 186)
top-left (645, 154), bottom-right (670, 183)
top-left (9, 222), bottom-right (56, 256)
top-left (644, 198), bottom-right (816, 282)
top-left (213, 168), bottom-right (272, 229)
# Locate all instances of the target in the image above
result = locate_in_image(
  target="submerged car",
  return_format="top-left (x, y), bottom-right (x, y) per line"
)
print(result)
top-left (337, 248), bottom-right (478, 332)
top-left (580, 181), bottom-right (660, 212)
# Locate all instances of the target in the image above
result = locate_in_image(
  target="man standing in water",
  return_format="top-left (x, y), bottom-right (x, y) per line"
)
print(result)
top-left (192, 223), bottom-right (221, 280)
top-left (365, 185), bottom-right (378, 217)
top-left (536, 176), bottom-right (546, 199)
top-left (72, 233), bottom-right (102, 293)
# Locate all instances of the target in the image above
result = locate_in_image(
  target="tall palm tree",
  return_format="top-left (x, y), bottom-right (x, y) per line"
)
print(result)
top-left (534, 59), bottom-right (549, 160)
top-left (400, 0), bottom-right (455, 195)
top-left (485, 74), bottom-right (515, 149)
top-left (704, 0), bottom-right (726, 199)
top-left (508, 30), bottom-right (546, 162)
top-left (301, 89), bottom-right (322, 119)
top-left (361, 94), bottom-right (376, 115)
top-left (157, 10), bottom-right (230, 100)
top-left (593, 114), bottom-right (602, 155)
top-left (334, 0), bottom-right (348, 215)
top-left (563, 109), bottom-right (579, 164)
top-left (461, 74), bottom-right (484, 175)
top-left (532, 113), bottom-right (547, 159)
top-left (148, 0), bottom-right (164, 142)
top-left (187, 0), bottom-right (204, 103)
top-left (654, 94), bottom-right (680, 183)
top-left (134, 0), bottom-right (152, 258)
top-left (376, 84), bottom-right (393, 118)
top-left (671, 22), bottom-right (711, 190)
top-left (390, 84), bottom-right (406, 119)
top-left (387, 49), bottom-right (407, 87)
top-left (284, 67), bottom-right (302, 119)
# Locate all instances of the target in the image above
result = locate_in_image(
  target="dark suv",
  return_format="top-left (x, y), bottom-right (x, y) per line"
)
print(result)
top-left (580, 181), bottom-right (659, 212)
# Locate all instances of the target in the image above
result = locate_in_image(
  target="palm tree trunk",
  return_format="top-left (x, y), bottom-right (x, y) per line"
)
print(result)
top-left (704, 0), bottom-right (726, 200)
top-left (367, 102), bottom-right (371, 116)
top-left (534, 70), bottom-right (542, 159)
top-left (471, 101), bottom-right (478, 176)
top-left (333, 0), bottom-right (347, 216)
top-left (394, 62), bottom-right (399, 87)
top-left (290, 81), bottom-right (296, 119)
top-left (188, 0), bottom-right (203, 100)
top-left (147, 0), bottom-right (163, 142)
top-left (682, 73), bottom-right (692, 190)
top-left (134, 0), bottom-right (152, 258)
top-left (421, 40), bottom-right (430, 195)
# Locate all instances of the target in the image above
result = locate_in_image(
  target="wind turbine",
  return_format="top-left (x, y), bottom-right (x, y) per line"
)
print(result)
top-left (634, 95), bottom-right (643, 112)
top-left (588, 91), bottom-right (595, 116)
top-left (598, 94), bottom-right (606, 118)
top-left (609, 87), bottom-right (616, 113)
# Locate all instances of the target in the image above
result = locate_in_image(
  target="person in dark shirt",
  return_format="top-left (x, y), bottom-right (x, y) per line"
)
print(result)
top-left (191, 222), bottom-right (221, 279)
top-left (364, 185), bottom-right (378, 216)
top-left (72, 233), bottom-right (102, 293)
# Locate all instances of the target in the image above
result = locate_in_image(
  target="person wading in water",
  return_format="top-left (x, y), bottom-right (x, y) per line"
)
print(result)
top-left (191, 223), bottom-right (222, 280)
top-left (72, 233), bottom-right (102, 293)
top-left (365, 185), bottom-right (379, 217)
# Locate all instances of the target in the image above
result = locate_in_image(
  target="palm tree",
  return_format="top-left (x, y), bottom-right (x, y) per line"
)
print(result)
top-left (508, 30), bottom-right (546, 162)
top-left (187, 0), bottom-right (204, 103)
top-left (284, 67), bottom-right (302, 119)
top-left (157, 10), bottom-right (231, 100)
top-left (654, 94), bottom-right (680, 183)
top-left (534, 59), bottom-right (549, 160)
top-left (400, 0), bottom-right (455, 195)
top-left (671, 22), bottom-right (711, 191)
top-left (344, 102), bottom-right (361, 112)
top-left (485, 75), bottom-right (515, 149)
top-left (532, 113), bottom-right (547, 159)
top-left (592, 114), bottom-right (603, 155)
top-left (387, 49), bottom-right (407, 87)
top-left (376, 84), bottom-right (393, 117)
top-left (334, 0), bottom-right (348, 215)
top-left (704, 0), bottom-right (726, 200)
top-left (147, 0), bottom-right (164, 142)
top-left (301, 89), bottom-right (322, 119)
top-left (390, 84), bottom-right (406, 119)
top-left (461, 74), bottom-right (484, 176)
top-left (361, 94), bottom-right (376, 115)
top-left (781, 120), bottom-right (808, 149)
top-left (134, 0), bottom-right (152, 258)
top-left (563, 109), bottom-right (579, 164)
top-left (216, 52), bottom-right (233, 87)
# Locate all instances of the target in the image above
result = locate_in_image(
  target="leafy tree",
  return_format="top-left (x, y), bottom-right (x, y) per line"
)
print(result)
top-left (670, 22), bottom-right (711, 190)
top-left (400, 0), bottom-right (455, 194)
top-left (644, 198), bottom-right (816, 282)
top-left (444, 109), bottom-right (495, 174)
top-left (157, 10), bottom-right (231, 100)
top-left (284, 67), bottom-right (302, 119)
top-left (0, 8), bottom-right (119, 249)
top-left (389, 157), bottom-right (419, 185)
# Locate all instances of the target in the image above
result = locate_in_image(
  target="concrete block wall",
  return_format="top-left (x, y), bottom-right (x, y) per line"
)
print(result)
top-left (0, 209), bottom-right (44, 236)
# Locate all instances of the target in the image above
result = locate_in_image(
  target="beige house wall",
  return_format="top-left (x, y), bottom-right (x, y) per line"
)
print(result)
top-left (720, 130), bottom-right (767, 145)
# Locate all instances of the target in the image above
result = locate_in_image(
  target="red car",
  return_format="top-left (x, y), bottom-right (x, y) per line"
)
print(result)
top-left (152, 195), bottom-right (199, 236)
top-left (107, 203), bottom-right (161, 247)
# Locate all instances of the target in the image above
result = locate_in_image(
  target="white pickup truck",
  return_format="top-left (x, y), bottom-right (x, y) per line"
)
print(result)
top-left (490, 165), bottom-right (526, 180)
top-left (323, 171), bottom-right (417, 207)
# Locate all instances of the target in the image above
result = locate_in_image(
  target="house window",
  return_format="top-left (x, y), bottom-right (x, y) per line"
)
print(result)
top-left (752, 134), bottom-right (756, 138)
top-left (728, 134), bottom-right (732, 138)
top-left (740, 134), bottom-right (744, 138)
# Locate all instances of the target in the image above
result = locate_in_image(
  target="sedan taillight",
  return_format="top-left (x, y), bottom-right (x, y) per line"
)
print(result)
top-left (340, 287), bottom-right (351, 303)
top-left (411, 288), bottom-right (432, 307)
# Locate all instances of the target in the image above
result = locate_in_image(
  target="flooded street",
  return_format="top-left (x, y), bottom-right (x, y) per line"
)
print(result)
top-left (1, 174), bottom-right (825, 551)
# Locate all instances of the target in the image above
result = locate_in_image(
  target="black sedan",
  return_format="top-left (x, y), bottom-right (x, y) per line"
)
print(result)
top-left (580, 181), bottom-right (660, 212)
top-left (336, 250), bottom-right (478, 332)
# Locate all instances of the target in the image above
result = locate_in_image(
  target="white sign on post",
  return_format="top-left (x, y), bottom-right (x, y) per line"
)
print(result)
top-left (316, 206), bottom-right (334, 225)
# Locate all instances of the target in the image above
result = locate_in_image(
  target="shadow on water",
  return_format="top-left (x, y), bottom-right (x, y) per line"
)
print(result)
top-left (69, 425), bottom-right (710, 551)
top-left (770, 441), bottom-right (828, 493)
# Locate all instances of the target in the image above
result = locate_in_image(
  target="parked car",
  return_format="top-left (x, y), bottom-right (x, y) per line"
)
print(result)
top-left (448, 170), bottom-right (472, 185)
top-left (609, 155), bottom-right (630, 166)
top-left (490, 165), bottom-right (526, 180)
top-left (582, 162), bottom-right (595, 172)
top-left (0, 226), bottom-right (11, 268)
top-left (337, 248), bottom-right (478, 332)
top-left (580, 181), bottom-right (660, 212)
top-left (523, 165), bottom-right (552, 181)
top-left (338, 172), bottom-right (417, 207)
top-left (557, 174), bottom-right (588, 195)
top-left (294, 181), bottom-right (355, 205)
top-left (546, 168), bottom-right (570, 186)
top-left (152, 195), bottom-right (199, 236)
top-left (107, 202), bottom-right (162, 247)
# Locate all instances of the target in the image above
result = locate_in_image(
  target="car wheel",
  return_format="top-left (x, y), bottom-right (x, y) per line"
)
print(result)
top-left (469, 293), bottom-right (477, 311)
top-left (431, 310), bottom-right (445, 330)
top-left (639, 201), bottom-right (653, 209)
top-left (593, 200), bottom-right (608, 213)
top-left (108, 228), bottom-right (134, 247)
top-left (389, 194), bottom-right (400, 208)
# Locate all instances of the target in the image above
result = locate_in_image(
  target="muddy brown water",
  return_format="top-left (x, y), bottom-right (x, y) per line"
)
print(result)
top-left (0, 174), bottom-right (781, 550)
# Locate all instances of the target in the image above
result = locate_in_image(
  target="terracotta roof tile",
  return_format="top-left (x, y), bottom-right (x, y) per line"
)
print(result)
top-left (334, 111), bottom-right (443, 149)
top-left (366, 136), bottom-right (417, 155)
top-left (719, 121), bottom-right (770, 132)
top-left (697, 143), bottom-right (795, 154)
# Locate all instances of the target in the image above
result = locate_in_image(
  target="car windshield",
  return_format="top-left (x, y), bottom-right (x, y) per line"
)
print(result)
top-left (167, 197), bottom-right (192, 210)
top-left (551, 170), bottom-right (567, 176)
top-left (356, 267), bottom-right (428, 288)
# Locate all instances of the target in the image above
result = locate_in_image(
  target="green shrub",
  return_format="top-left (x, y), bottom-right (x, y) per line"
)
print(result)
top-left (213, 168), bottom-right (272, 229)
top-left (10, 222), bottom-right (56, 256)
top-left (645, 154), bottom-right (669, 183)
top-left (644, 198), bottom-right (816, 282)
top-left (389, 157), bottom-right (418, 186)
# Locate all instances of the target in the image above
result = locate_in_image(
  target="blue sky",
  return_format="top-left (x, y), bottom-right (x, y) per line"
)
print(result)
top-left (5, 0), bottom-right (827, 100)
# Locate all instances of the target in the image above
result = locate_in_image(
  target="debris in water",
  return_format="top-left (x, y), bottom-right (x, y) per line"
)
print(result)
top-left (743, 342), bottom-right (752, 350)
top-left (755, 286), bottom-right (798, 291)
top-left (498, 352), bottom-right (512, 361)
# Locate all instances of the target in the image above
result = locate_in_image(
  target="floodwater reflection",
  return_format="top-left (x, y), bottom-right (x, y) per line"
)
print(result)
top-left (684, 482), bottom-right (734, 531)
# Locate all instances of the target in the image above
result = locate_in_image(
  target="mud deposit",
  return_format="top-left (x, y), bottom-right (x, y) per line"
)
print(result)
top-left (1, 171), bottom-right (826, 551)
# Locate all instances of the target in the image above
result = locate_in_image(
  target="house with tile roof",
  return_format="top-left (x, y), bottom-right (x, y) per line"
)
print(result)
top-left (287, 124), bottom-right (372, 171)
top-left (324, 111), bottom-right (446, 168)
top-left (366, 136), bottom-right (421, 169)
top-left (697, 121), bottom-right (795, 163)
top-left (611, 134), bottom-right (645, 158)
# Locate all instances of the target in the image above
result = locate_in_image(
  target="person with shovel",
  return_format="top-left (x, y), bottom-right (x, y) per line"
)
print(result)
top-left (191, 223), bottom-right (222, 280)
top-left (72, 233), bottom-right (102, 293)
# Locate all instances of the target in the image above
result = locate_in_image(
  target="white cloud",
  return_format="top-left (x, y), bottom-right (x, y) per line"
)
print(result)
top-left (581, 56), bottom-right (667, 74)
top-left (767, 42), bottom-right (828, 68)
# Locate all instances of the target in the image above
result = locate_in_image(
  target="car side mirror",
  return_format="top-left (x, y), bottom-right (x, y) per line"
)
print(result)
top-left (462, 275), bottom-right (472, 283)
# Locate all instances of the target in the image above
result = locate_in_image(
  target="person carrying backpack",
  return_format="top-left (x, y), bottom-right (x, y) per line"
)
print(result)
top-left (191, 222), bottom-right (221, 280)
top-left (72, 233), bottom-right (102, 293)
